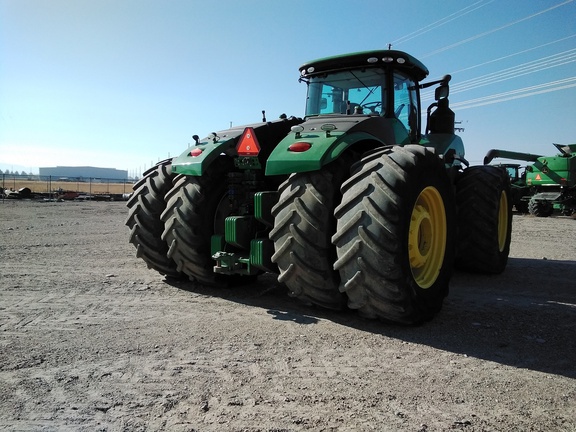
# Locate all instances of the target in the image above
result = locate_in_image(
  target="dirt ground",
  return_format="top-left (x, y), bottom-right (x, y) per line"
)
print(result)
top-left (0, 200), bottom-right (574, 432)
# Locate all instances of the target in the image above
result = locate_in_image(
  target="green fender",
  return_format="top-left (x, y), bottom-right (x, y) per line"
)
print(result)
top-left (265, 130), bottom-right (386, 175)
top-left (171, 135), bottom-right (240, 177)
top-left (171, 117), bottom-right (304, 176)
top-left (420, 133), bottom-right (466, 167)
top-left (172, 136), bottom-right (242, 176)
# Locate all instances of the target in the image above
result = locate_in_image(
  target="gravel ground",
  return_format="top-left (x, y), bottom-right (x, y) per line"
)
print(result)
top-left (0, 200), bottom-right (575, 432)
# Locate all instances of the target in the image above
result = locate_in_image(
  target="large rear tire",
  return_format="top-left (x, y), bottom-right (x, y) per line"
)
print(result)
top-left (160, 158), bottom-right (235, 285)
top-left (126, 159), bottom-right (180, 278)
top-left (333, 145), bottom-right (455, 324)
top-left (455, 165), bottom-right (512, 274)
top-left (270, 159), bottom-right (350, 310)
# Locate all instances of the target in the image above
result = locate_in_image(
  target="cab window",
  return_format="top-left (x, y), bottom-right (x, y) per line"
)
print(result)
top-left (305, 68), bottom-right (387, 116)
top-left (393, 73), bottom-right (418, 134)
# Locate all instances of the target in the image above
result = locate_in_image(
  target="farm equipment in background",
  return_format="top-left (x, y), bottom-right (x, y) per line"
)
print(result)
top-left (1, 187), bottom-right (32, 199)
top-left (127, 49), bottom-right (512, 324)
top-left (490, 163), bottom-right (531, 213)
top-left (484, 143), bottom-right (576, 217)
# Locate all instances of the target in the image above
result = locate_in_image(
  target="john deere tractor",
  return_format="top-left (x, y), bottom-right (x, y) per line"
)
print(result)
top-left (484, 143), bottom-right (576, 217)
top-left (127, 49), bottom-right (512, 324)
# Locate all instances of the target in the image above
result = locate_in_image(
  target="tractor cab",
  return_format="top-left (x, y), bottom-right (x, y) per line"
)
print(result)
top-left (493, 163), bottom-right (525, 185)
top-left (299, 50), bottom-right (429, 142)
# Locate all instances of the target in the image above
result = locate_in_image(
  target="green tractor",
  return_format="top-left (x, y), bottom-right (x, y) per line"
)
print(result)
top-left (484, 144), bottom-right (576, 217)
top-left (127, 49), bottom-right (512, 324)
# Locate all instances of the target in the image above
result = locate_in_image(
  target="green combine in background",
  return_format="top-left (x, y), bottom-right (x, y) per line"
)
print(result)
top-left (485, 143), bottom-right (576, 217)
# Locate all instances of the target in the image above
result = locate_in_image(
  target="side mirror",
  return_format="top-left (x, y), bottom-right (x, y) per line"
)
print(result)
top-left (320, 98), bottom-right (327, 110)
top-left (435, 84), bottom-right (449, 101)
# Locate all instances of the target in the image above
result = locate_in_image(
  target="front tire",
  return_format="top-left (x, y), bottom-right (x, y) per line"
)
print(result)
top-left (332, 145), bottom-right (455, 324)
top-left (455, 165), bottom-right (513, 274)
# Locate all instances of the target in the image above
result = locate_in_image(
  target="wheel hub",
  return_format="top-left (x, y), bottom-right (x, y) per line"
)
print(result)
top-left (408, 187), bottom-right (447, 289)
top-left (409, 205), bottom-right (431, 269)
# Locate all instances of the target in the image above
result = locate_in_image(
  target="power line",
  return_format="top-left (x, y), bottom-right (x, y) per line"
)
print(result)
top-left (420, 0), bottom-right (575, 58)
top-left (450, 77), bottom-right (576, 110)
top-left (449, 34), bottom-right (576, 75)
top-left (450, 50), bottom-right (576, 94)
top-left (421, 48), bottom-right (576, 102)
top-left (404, 1), bottom-right (576, 119)
top-left (388, 1), bottom-right (576, 116)
top-left (391, 0), bottom-right (495, 46)
top-left (445, 49), bottom-right (576, 96)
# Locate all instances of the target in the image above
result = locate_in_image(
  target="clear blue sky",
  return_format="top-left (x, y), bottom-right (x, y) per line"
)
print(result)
top-left (1, 0), bottom-right (575, 176)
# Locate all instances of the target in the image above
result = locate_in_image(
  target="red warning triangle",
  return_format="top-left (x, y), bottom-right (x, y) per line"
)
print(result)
top-left (535, 174), bottom-right (541, 180)
top-left (237, 127), bottom-right (261, 156)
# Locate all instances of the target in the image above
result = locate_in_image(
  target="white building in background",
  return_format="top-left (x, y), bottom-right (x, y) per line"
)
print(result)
top-left (39, 166), bottom-right (128, 180)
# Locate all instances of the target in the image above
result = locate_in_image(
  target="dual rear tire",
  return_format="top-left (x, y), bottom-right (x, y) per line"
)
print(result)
top-left (160, 158), bottom-right (246, 286)
top-left (126, 159), bottom-right (181, 278)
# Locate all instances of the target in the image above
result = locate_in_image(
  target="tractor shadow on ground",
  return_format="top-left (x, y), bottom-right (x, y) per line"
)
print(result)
top-left (165, 256), bottom-right (576, 379)
top-left (432, 256), bottom-right (576, 379)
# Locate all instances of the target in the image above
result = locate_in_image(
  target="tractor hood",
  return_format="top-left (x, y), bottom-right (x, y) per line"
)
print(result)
top-left (265, 115), bottom-right (409, 175)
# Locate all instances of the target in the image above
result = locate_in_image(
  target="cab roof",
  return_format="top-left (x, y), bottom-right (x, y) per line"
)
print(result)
top-left (299, 50), bottom-right (429, 82)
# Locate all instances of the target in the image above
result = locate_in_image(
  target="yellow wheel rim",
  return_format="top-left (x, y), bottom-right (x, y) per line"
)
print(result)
top-left (497, 191), bottom-right (509, 252)
top-left (408, 187), bottom-right (447, 289)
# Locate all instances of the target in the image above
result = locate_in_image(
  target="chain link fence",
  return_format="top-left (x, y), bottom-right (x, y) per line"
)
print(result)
top-left (1, 174), bottom-right (136, 201)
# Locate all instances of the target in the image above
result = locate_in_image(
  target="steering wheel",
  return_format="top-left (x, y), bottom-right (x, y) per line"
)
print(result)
top-left (362, 101), bottom-right (382, 112)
